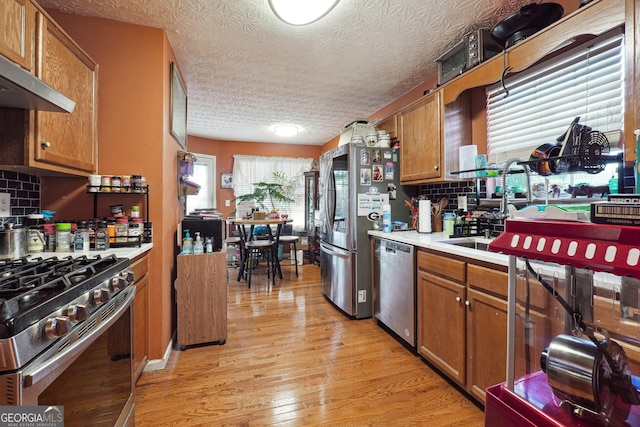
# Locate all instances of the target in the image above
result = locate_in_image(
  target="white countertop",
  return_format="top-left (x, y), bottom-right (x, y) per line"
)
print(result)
top-left (368, 230), bottom-right (508, 266)
top-left (32, 243), bottom-right (153, 261)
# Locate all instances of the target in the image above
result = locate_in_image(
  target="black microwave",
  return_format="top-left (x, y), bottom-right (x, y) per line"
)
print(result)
top-left (436, 29), bottom-right (503, 86)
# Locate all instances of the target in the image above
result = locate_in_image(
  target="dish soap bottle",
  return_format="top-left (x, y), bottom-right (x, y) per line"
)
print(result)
top-left (204, 237), bottom-right (213, 253)
top-left (193, 232), bottom-right (204, 254)
top-left (182, 229), bottom-right (193, 254)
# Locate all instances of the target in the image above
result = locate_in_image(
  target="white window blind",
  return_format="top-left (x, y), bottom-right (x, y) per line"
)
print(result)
top-left (232, 155), bottom-right (313, 228)
top-left (486, 29), bottom-right (624, 164)
top-left (186, 154), bottom-right (217, 213)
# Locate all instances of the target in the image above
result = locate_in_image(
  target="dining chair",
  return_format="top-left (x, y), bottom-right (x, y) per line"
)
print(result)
top-left (277, 225), bottom-right (299, 277)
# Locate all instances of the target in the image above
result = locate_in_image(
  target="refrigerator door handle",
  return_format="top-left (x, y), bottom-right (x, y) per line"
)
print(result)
top-left (320, 242), bottom-right (350, 259)
top-left (325, 168), bottom-right (336, 232)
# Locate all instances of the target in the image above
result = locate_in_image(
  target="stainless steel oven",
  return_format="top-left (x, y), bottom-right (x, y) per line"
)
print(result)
top-left (0, 255), bottom-right (136, 427)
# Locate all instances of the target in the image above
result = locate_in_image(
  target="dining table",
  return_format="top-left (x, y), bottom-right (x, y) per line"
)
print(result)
top-left (227, 217), bottom-right (292, 283)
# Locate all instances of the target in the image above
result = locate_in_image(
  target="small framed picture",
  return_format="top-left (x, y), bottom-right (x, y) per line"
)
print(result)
top-left (221, 173), bottom-right (233, 188)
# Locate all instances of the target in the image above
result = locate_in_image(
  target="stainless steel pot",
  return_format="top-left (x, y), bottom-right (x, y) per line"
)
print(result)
top-left (0, 225), bottom-right (27, 260)
top-left (540, 334), bottom-right (633, 422)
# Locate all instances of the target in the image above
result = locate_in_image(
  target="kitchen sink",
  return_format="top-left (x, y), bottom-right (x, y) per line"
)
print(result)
top-left (439, 237), bottom-right (494, 252)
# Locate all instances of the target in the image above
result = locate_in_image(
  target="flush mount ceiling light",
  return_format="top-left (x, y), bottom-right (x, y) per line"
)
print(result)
top-left (274, 125), bottom-right (298, 137)
top-left (268, 0), bottom-right (340, 25)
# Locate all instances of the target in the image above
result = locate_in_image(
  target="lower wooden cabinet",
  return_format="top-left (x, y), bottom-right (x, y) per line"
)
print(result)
top-left (466, 288), bottom-right (507, 402)
top-left (417, 250), bottom-right (508, 404)
top-left (130, 253), bottom-right (149, 382)
top-left (418, 268), bottom-right (466, 385)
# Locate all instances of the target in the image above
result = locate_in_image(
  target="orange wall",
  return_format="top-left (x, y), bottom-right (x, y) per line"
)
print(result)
top-left (41, 12), bottom-right (182, 362)
top-left (187, 136), bottom-right (321, 218)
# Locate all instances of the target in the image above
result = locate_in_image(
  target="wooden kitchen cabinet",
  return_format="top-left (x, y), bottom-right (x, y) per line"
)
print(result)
top-left (399, 89), bottom-right (471, 184)
top-left (0, 0), bottom-right (34, 70)
top-left (466, 288), bottom-right (507, 402)
top-left (175, 252), bottom-right (227, 349)
top-left (418, 266), bottom-right (466, 385)
top-left (375, 113), bottom-right (398, 140)
top-left (417, 250), bottom-right (508, 404)
top-left (399, 90), bottom-right (442, 183)
top-left (130, 253), bottom-right (149, 382)
top-left (33, 11), bottom-right (97, 174)
top-left (0, 5), bottom-right (97, 176)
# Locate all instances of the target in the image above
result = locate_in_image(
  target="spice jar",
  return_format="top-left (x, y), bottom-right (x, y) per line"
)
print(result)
top-left (94, 221), bottom-right (109, 250)
top-left (115, 218), bottom-right (129, 243)
top-left (55, 222), bottom-right (72, 252)
top-left (130, 205), bottom-right (140, 219)
top-left (101, 175), bottom-right (112, 193)
top-left (132, 175), bottom-right (142, 193)
top-left (129, 218), bottom-right (143, 243)
top-left (111, 175), bottom-right (121, 193)
top-left (121, 175), bottom-right (131, 193)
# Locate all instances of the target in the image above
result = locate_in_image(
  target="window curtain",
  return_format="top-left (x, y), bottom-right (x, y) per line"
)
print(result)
top-left (486, 29), bottom-right (624, 164)
top-left (232, 155), bottom-right (313, 228)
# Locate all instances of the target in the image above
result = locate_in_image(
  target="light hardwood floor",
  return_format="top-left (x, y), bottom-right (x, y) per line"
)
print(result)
top-left (135, 263), bottom-right (485, 426)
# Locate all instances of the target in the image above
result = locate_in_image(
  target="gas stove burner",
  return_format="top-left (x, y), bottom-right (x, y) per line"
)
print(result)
top-left (0, 254), bottom-right (131, 340)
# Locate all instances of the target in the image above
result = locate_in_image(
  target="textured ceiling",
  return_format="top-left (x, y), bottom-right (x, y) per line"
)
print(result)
top-left (38, 0), bottom-right (541, 146)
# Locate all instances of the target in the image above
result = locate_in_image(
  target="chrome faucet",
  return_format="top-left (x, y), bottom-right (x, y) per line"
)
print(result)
top-left (500, 158), bottom-right (531, 218)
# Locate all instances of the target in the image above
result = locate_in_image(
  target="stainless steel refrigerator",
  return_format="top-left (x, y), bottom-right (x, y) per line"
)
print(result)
top-left (319, 143), bottom-right (413, 319)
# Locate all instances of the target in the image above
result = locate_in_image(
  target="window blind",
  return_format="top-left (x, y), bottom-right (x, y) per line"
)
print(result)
top-left (486, 29), bottom-right (624, 164)
top-left (232, 155), bottom-right (313, 228)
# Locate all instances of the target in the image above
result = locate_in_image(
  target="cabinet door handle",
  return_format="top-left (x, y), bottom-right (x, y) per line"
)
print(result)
top-left (434, 165), bottom-right (439, 170)
top-left (455, 296), bottom-right (461, 302)
top-left (41, 140), bottom-right (51, 149)
top-left (465, 300), bottom-right (471, 306)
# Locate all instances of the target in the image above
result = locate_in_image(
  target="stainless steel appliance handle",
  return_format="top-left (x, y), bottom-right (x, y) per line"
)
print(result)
top-left (320, 242), bottom-right (350, 259)
top-left (325, 166), bottom-right (336, 231)
top-left (22, 286), bottom-right (135, 388)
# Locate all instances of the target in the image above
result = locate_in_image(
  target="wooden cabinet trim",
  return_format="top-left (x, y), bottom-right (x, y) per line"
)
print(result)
top-left (417, 250), bottom-right (466, 283)
top-left (467, 263), bottom-right (508, 299)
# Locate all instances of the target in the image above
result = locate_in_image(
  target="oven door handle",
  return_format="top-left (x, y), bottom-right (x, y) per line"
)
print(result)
top-left (22, 286), bottom-right (135, 390)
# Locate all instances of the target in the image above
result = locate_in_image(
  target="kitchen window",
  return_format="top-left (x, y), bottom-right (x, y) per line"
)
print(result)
top-left (186, 153), bottom-right (217, 213)
top-left (486, 29), bottom-right (624, 198)
top-left (232, 155), bottom-right (313, 228)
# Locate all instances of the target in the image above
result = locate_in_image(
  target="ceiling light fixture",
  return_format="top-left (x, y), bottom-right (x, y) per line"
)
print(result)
top-left (274, 125), bottom-right (298, 137)
top-left (268, 0), bottom-right (340, 26)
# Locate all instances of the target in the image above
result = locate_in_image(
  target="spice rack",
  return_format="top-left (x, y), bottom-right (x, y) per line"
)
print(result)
top-left (86, 185), bottom-right (150, 222)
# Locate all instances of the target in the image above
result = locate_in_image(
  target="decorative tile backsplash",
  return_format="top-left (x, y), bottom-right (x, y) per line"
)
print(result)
top-left (418, 180), bottom-right (477, 213)
top-left (419, 180), bottom-right (504, 236)
top-left (0, 170), bottom-right (41, 224)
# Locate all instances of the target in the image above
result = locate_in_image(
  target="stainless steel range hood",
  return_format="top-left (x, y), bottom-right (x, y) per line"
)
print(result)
top-left (0, 54), bottom-right (75, 113)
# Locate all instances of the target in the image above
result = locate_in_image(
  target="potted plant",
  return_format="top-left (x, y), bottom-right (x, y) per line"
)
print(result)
top-left (233, 172), bottom-right (296, 218)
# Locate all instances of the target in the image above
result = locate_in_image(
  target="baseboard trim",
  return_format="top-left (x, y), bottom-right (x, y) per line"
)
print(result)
top-left (143, 334), bottom-right (175, 372)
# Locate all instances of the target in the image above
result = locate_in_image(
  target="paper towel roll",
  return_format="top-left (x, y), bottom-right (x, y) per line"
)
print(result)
top-left (459, 145), bottom-right (478, 179)
top-left (417, 200), bottom-right (432, 233)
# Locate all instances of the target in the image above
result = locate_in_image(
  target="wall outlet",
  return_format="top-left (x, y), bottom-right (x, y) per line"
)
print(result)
top-left (225, 199), bottom-right (231, 207)
top-left (0, 193), bottom-right (10, 217)
top-left (357, 290), bottom-right (366, 303)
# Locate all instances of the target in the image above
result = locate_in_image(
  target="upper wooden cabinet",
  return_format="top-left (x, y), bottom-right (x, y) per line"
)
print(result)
top-left (399, 89), bottom-right (471, 184)
top-left (0, 4), bottom-right (98, 176)
top-left (399, 90), bottom-right (442, 183)
top-left (34, 11), bottom-right (97, 174)
top-left (0, 0), bottom-right (34, 70)
top-left (375, 114), bottom-right (398, 140)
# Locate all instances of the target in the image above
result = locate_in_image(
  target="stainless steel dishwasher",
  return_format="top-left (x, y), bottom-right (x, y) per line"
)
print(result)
top-left (373, 237), bottom-right (415, 347)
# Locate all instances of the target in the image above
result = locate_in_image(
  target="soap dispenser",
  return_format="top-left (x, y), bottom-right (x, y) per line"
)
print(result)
top-left (193, 232), bottom-right (204, 254)
top-left (182, 229), bottom-right (193, 254)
